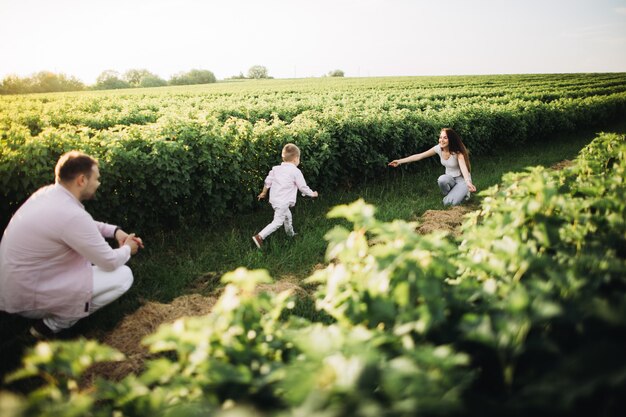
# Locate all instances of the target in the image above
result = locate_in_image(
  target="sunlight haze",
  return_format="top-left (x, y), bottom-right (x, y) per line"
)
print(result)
top-left (1, 0), bottom-right (625, 84)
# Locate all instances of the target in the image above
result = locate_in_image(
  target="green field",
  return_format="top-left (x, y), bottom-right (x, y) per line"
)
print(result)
top-left (1, 74), bottom-right (626, 416)
top-left (2, 73), bottom-right (626, 230)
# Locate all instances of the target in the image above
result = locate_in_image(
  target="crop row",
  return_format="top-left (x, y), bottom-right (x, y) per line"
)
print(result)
top-left (2, 74), bottom-right (625, 133)
top-left (5, 130), bottom-right (625, 416)
top-left (1, 74), bottom-right (625, 230)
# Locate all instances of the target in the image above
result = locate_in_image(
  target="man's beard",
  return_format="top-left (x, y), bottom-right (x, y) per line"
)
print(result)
top-left (80, 190), bottom-right (96, 201)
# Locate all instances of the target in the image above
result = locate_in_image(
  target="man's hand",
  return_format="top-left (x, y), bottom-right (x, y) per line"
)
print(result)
top-left (132, 236), bottom-right (144, 249)
top-left (116, 228), bottom-right (144, 253)
top-left (257, 192), bottom-right (267, 200)
top-left (115, 228), bottom-right (129, 248)
top-left (124, 233), bottom-right (141, 255)
top-left (311, 191), bottom-right (319, 198)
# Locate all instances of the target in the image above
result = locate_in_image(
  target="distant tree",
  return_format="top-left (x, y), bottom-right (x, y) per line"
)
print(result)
top-left (58, 74), bottom-right (85, 91)
top-left (124, 69), bottom-right (150, 86)
top-left (139, 75), bottom-right (167, 88)
top-left (228, 72), bottom-right (246, 80)
top-left (123, 69), bottom-right (167, 88)
top-left (169, 69), bottom-right (216, 85)
top-left (95, 70), bottom-right (130, 90)
top-left (0, 74), bottom-right (32, 94)
top-left (31, 71), bottom-right (84, 93)
top-left (328, 69), bottom-right (345, 77)
top-left (0, 72), bottom-right (84, 94)
top-left (247, 65), bottom-right (269, 79)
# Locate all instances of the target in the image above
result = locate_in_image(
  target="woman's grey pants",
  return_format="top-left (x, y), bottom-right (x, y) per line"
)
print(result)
top-left (438, 175), bottom-right (469, 206)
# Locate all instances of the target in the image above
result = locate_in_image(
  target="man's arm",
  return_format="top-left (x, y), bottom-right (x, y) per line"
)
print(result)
top-left (94, 221), bottom-right (143, 249)
top-left (63, 214), bottom-right (134, 271)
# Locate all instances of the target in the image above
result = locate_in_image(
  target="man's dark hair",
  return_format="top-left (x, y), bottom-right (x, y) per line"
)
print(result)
top-left (55, 151), bottom-right (98, 183)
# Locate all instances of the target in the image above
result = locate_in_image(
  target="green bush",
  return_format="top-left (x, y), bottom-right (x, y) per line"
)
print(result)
top-left (0, 72), bottom-right (85, 95)
top-left (3, 132), bottom-right (625, 416)
top-left (169, 69), bottom-right (217, 86)
top-left (2, 74), bottom-right (626, 231)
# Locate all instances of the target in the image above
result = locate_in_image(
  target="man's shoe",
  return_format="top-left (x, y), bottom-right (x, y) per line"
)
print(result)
top-left (29, 319), bottom-right (56, 340)
top-left (252, 234), bottom-right (263, 249)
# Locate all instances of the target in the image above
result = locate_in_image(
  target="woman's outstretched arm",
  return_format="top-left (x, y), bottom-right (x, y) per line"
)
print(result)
top-left (388, 147), bottom-right (437, 167)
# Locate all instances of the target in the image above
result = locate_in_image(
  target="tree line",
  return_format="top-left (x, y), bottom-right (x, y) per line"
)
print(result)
top-left (0, 65), bottom-right (345, 95)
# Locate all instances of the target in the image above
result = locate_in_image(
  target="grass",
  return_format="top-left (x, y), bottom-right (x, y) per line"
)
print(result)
top-left (1, 119), bottom-right (625, 388)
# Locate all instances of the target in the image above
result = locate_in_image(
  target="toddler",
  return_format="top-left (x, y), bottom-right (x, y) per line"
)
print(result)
top-left (252, 143), bottom-right (318, 248)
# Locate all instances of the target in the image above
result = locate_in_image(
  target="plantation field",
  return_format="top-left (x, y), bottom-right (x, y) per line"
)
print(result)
top-left (2, 73), bottom-right (626, 230)
top-left (1, 74), bottom-right (626, 416)
top-left (2, 129), bottom-right (625, 417)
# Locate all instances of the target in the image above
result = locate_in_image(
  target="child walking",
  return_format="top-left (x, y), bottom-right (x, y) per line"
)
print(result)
top-left (252, 143), bottom-right (318, 248)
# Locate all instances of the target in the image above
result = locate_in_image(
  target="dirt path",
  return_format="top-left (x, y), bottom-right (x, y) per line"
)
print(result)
top-left (84, 281), bottom-right (306, 384)
top-left (550, 159), bottom-right (574, 170)
top-left (415, 204), bottom-right (478, 237)
top-left (82, 159), bottom-right (584, 384)
top-left (84, 200), bottom-right (482, 384)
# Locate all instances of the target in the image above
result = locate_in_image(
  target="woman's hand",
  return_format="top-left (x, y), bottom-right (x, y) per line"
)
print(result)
top-left (388, 160), bottom-right (401, 168)
top-left (466, 181), bottom-right (477, 192)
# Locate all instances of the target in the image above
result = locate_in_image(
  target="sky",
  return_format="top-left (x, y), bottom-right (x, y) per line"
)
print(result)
top-left (1, 0), bottom-right (625, 84)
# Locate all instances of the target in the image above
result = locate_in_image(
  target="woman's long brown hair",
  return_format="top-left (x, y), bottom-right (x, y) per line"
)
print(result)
top-left (443, 128), bottom-right (470, 172)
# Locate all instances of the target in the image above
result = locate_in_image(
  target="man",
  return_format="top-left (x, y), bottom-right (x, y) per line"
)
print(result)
top-left (0, 151), bottom-right (143, 338)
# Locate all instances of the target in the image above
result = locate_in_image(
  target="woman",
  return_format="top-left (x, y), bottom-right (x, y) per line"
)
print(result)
top-left (388, 128), bottom-right (476, 206)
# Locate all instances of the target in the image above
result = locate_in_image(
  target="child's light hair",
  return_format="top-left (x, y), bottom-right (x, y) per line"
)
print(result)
top-left (281, 143), bottom-right (301, 162)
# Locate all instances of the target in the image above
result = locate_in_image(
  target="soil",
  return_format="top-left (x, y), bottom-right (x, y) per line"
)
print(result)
top-left (415, 204), bottom-right (477, 237)
top-left (550, 159), bottom-right (574, 170)
top-left (82, 281), bottom-right (306, 385)
top-left (84, 199), bottom-right (481, 385)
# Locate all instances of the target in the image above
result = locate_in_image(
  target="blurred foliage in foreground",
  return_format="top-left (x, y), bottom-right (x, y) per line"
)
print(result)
top-left (2, 132), bottom-right (625, 416)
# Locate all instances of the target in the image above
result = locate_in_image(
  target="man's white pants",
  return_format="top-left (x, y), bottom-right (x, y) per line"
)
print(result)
top-left (259, 204), bottom-right (295, 239)
top-left (21, 265), bottom-right (133, 333)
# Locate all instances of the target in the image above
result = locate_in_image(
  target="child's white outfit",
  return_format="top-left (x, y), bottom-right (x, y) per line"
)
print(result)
top-left (258, 162), bottom-right (315, 240)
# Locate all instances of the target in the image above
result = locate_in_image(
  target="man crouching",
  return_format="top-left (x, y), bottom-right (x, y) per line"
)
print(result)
top-left (0, 151), bottom-right (143, 338)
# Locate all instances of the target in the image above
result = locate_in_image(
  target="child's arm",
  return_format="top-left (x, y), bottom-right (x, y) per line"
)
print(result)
top-left (258, 186), bottom-right (269, 200)
top-left (259, 169), bottom-right (274, 200)
top-left (295, 170), bottom-right (317, 197)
